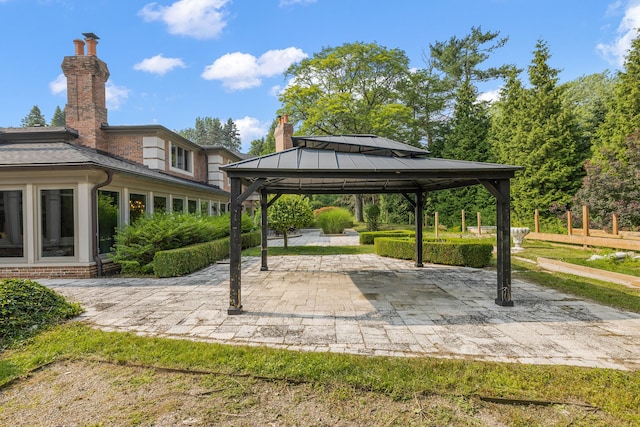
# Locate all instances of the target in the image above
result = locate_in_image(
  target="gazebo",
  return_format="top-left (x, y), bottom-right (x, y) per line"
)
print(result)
top-left (221, 121), bottom-right (522, 315)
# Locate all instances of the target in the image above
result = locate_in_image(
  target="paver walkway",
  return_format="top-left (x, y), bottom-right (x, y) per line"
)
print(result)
top-left (41, 230), bottom-right (640, 371)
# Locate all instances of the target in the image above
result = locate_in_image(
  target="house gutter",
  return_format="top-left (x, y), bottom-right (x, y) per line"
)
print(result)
top-left (91, 169), bottom-right (113, 276)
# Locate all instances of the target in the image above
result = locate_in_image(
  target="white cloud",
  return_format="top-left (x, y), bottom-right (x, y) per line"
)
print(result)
top-left (597, 1), bottom-right (640, 67)
top-left (202, 47), bottom-right (307, 91)
top-left (134, 54), bottom-right (186, 75)
top-left (139, 0), bottom-right (230, 39)
top-left (235, 116), bottom-right (270, 144)
top-left (478, 88), bottom-right (501, 103)
top-left (49, 74), bottom-right (67, 95)
top-left (106, 82), bottom-right (130, 110)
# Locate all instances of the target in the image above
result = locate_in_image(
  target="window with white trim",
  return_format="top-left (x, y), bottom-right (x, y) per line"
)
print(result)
top-left (0, 189), bottom-right (24, 258)
top-left (41, 188), bottom-right (75, 257)
top-left (170, 143), bottom-right (192, 173)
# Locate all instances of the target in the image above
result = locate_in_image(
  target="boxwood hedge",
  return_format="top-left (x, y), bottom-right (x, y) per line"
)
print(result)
top-left (153, 231), bottom-right (261, 278)
top-left (374, 237), bottom-right (493, 268)
top-left (359, 229), bottom-right (415, 245)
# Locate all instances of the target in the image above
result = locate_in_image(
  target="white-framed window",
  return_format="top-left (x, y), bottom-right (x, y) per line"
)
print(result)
top-left (187, 199), bottom-right (197, 214)
top-left (170, 143), bottom-right (193, 174)
top-left (129, 193), bottom-right (147, 224)
top-left (40, 188), bottom-right (76, 258)
top-left (200, 201), bottom-right (210, 216)
top-left (0, 188), bottom-right (25, 260)
top-left (172, 198), bottom-right (184, 213)
top-left (98, 190), bottom-right (120, 255)
top-left (153, 195), bottom-right (167, 213)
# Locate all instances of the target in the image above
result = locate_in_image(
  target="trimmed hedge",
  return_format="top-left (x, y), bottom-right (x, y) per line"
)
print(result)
top-left (359, 229), bottom-right (415, 245)
top-left (153, 231), bottom-right (261, 278)
top-left (374, 237), bottom-right (493, 268)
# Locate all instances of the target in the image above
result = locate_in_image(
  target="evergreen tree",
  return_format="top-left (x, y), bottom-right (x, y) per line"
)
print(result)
top-left (427, 27), bottom-right (512, 227)
top-left (50, 106), bottom-right (66, 127)
top-left (593, 35), bottom-right (640, 164)
top-left (561, 72), bottom-right (615, 162)
top-left (434, 80), bottom-right (495, 226)
top-left (179, 116), bottom-right (241, 152)
top-left (21, 105), bottom-right (46, 127)
top-left (222, 118), bottom-right (241, 152)
top-left (491, 41), bottom-right (582, 225)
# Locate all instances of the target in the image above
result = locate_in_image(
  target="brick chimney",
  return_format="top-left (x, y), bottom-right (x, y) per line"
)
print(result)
top-left (274, 114), bottom-right (294, 152)
top-left (61, 34), bottom-right (110, 151)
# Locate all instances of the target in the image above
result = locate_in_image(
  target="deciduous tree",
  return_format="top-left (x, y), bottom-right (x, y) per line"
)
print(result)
top-left (279, 42), bottom-right (415, 222)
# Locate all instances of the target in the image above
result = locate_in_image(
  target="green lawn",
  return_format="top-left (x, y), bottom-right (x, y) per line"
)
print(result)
top-left (1, 324), bottom-right (639, 425)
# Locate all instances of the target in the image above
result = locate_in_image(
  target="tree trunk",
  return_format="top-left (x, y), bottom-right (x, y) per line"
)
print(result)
top-left (354, 194), bottom-right (364, 222)
top-left (283, 230), bottom-right (288, 250)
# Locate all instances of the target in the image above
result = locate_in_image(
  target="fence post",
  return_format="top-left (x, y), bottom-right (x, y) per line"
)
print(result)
top-left (435, 212), bottom-right (439, 238)
top-left (461, 209), bottom-right (466, 233)
top-left (582, 205), bottom-right (590, 237)
top-left (612, 213), bottom-right (619, 236)
top-left (567, 211), bottom-right (573, 236)
top-left (534, 209), bottom-right (540, 233)
top-left (477, 212), bottom-right (482, 236)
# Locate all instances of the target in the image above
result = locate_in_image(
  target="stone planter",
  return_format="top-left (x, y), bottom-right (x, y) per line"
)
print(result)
top-left (510, 227), bottom-right (530, 251)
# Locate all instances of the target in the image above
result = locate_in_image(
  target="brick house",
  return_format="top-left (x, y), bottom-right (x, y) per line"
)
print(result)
top-left (0, 36), bottom-right (254, 278)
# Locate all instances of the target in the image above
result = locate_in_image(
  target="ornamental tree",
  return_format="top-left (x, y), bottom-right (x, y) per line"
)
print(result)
top-left (267, 195), bottom-right (314, 249)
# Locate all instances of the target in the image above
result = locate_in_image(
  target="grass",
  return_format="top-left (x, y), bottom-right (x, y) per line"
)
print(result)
top-left (517, 240), bottom-right (640, 278)
top-left (2, 323), bottom-right (639, 424)
top-left (511, 258), bottom-right (640, 314)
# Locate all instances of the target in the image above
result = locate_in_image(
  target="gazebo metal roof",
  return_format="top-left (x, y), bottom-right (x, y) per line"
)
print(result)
top-left (222, 134), bottom-right (522, 315)
top-left (222, 136), bottom-right (520, 194)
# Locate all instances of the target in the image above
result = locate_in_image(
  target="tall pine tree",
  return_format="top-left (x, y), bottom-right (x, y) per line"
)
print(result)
top-left (491, 41), bottom-right (582, 225)
top-left (21, 105), bottom-right (46, 127)
top-left (427, 27), bottom-right (512, 227)
top-left (50, 106), bottom-right (66, 127)
top-left (434, 80), bottom-right (495, 227)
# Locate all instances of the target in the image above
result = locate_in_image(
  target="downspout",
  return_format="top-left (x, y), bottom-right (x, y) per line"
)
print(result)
top-left (91, 169), bottom-right (113, 276)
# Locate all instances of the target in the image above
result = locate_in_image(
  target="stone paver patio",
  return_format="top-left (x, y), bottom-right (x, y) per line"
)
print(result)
top-left (41, 230), bottom-right (640, 371)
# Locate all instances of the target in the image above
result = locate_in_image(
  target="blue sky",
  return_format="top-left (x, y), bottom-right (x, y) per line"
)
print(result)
top-left (1, 0), bottom-right (638, 152)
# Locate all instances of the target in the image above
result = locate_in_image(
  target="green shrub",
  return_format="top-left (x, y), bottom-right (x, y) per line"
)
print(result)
top-left (374, 237), bottom-right (493, 268)
top-left (110, 213), bottom-right (254, 275)
top-left (365, 204), bottom-right (381, 231)
top-left (315, 207), bottom-right (354, 234)
top-left (153, 231), bottom-right (261, 277)
top-left (0, 278), bottom-right (82, 349)
top-left (359, 229), bottom-right (415, 245)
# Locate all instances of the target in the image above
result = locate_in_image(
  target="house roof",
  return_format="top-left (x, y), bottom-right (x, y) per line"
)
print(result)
top-left (0, 139), bottom-right (228, 196)
top-left (221, 135), bottom-right (521, 194)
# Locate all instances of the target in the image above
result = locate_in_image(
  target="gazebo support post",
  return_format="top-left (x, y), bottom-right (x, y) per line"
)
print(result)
top-left (415, 191), bottom-right (424, 267)
top-left (492, 179), bottom-right (514, 306)
top-left (228, 177), bottom-right (243, 315)
top-left (260, 189), bottom-right (268, 271)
